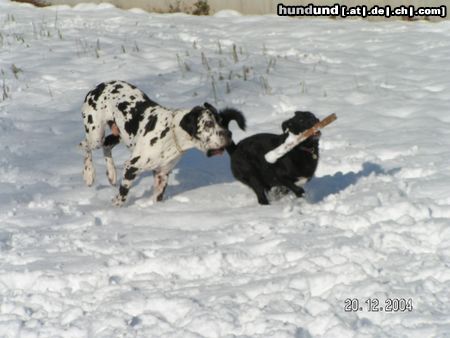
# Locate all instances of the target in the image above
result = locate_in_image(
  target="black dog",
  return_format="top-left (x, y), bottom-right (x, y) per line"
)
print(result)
top-left (220, 109), bottom-right (320, 205)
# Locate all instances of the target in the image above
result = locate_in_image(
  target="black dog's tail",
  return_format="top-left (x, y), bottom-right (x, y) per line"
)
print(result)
top-left (219, 108), bottom-right (246, 155)
top-left (220, 108), bottom-right (246, 130)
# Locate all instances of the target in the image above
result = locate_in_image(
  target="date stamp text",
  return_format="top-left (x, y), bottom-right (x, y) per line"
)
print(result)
top-left (344, 298), bottom-right (413, 312)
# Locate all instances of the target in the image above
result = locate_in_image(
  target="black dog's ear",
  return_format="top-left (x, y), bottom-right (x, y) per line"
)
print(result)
top-left (180, 106), bottom-right (202, 138)
top-left (281, 120), bottom-right (290, 133)
top-left (204, 102), bottom-right (219, 115)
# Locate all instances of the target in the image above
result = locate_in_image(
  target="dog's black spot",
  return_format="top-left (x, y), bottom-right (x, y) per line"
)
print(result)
top-left (91, 82), bottom-right (106, 101)
top-left (104, 134), bottom-right (120, 147)
top-left (130, 95), bottom-right (135, 100)
top-left (144, 115), bottom-right (158, 136)
top-left (130, 156), bottom-right (140, 165)
top-left (160, 127), bottom-right (170, 139)
top-left (119, 185), bottom-right (129, 197)
top-left (124, 113), bottom-right (144, 136)
top-left (87, 115), bottom-right (93, 124)
top-left (124, 99), bottom-right (158, 136)
top-left (111, 84), bottom-right (123, 94)
top-left (84, 125), bottom-right (89, 133)
top-left (87, 97), bottom-right (96, 109)
top-left (129, 99), bottom-right (157, 116)
top-left (124, 166), bottom-right (139, 180)
top-left (180, 106), bottom-right (202, 138)
top-left (150, 137), bottom-right (158, 146)
top-left (92, 126), bottom-right (96, 130)
top-left (118, 102), bottom-right (130, 114)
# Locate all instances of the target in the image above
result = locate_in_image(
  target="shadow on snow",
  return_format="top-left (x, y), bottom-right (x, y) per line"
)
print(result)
top-left (306, 162), bottom-right (398, 203)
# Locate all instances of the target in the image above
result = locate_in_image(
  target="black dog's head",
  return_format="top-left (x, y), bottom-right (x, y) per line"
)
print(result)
top-left (281, 111), bottom-right (321, 140)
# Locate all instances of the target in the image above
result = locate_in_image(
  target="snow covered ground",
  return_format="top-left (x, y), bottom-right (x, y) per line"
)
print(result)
top-left (1, 1), bottom-right (450, 337)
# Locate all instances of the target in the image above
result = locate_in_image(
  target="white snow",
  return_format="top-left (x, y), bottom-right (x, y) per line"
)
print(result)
top-left (1, 1), bottom-right (450, 337)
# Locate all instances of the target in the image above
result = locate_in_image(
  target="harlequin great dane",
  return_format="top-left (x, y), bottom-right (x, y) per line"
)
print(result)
top-left (79, 80), bottom-right (231, 206)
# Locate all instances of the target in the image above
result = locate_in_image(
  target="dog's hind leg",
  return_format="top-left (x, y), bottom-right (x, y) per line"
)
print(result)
top-left (152, 170), bottom-right (169, 202)
top-left (103, 134), bottom-right (120, 186)
top-left (79, 139), bottom-right (95, 187)
top-left (245, 176), bottom-right (270, 205)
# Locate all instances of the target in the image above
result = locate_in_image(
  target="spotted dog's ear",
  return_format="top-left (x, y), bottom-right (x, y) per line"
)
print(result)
top-left (180, 106), bottom-right (203, 138)
top-left (204, 102), bottom-right (219, 115)
top-left (204, 102), bottom-right (223, 125)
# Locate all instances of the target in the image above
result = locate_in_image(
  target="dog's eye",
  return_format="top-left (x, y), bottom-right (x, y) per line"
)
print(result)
top-left (204, 121), bottom-right (214, 129)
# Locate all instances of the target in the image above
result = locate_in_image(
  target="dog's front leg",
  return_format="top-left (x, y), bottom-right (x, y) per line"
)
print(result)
top-left (112, 155), bottom-right (145, 206)
top-left (152, 170), bottom-right (169, 202)
top-left (278, 178), bottom-right (305, 198)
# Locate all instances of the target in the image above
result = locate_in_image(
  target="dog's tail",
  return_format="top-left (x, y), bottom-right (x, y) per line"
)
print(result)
top-left (219, 108), bottom-right (246, 155)
top-left (220, 108), bottom-right (246, 130)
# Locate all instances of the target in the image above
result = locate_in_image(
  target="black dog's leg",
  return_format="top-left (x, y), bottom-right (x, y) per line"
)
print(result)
top-left (279, 178), bottom-right (305, 198)
top-left (245, 176), bottom-right (269, 205)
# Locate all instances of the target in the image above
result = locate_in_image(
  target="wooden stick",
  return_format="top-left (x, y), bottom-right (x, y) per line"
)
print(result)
top-left (265, 113), bottom-right (337, 163)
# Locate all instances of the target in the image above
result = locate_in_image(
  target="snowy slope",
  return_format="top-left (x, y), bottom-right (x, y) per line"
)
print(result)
top-left (1, 1), bottom-right (450, 337)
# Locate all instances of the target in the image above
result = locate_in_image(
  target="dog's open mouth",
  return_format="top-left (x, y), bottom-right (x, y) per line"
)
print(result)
top-left (206, 147), bottom-right (225, 157)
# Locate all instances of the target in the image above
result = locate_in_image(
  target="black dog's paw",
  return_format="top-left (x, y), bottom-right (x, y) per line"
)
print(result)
top-left (257, 194), bottom-right (270, 205)
top-left (294, 186), bottom-right (305, 198)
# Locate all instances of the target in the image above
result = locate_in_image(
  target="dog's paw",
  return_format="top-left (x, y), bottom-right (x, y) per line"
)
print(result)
top-left (257, 195), bottom-right (270, 205)
top-left (112, 195), bottom-right (125, 207)
top-left (83, 169), bottom-right (95, 187)
top-left (294, 187), bottom-right (305, 198)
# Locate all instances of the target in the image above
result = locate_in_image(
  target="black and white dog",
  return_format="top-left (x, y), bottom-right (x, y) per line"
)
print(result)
top-left (220, 110), bottom-right (321, 205)
top-left (79, 80), bottom-right (231, 206)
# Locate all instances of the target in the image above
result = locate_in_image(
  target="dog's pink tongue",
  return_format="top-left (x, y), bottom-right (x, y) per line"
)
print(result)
top-left (211, 149), bottom-right (224, 156)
